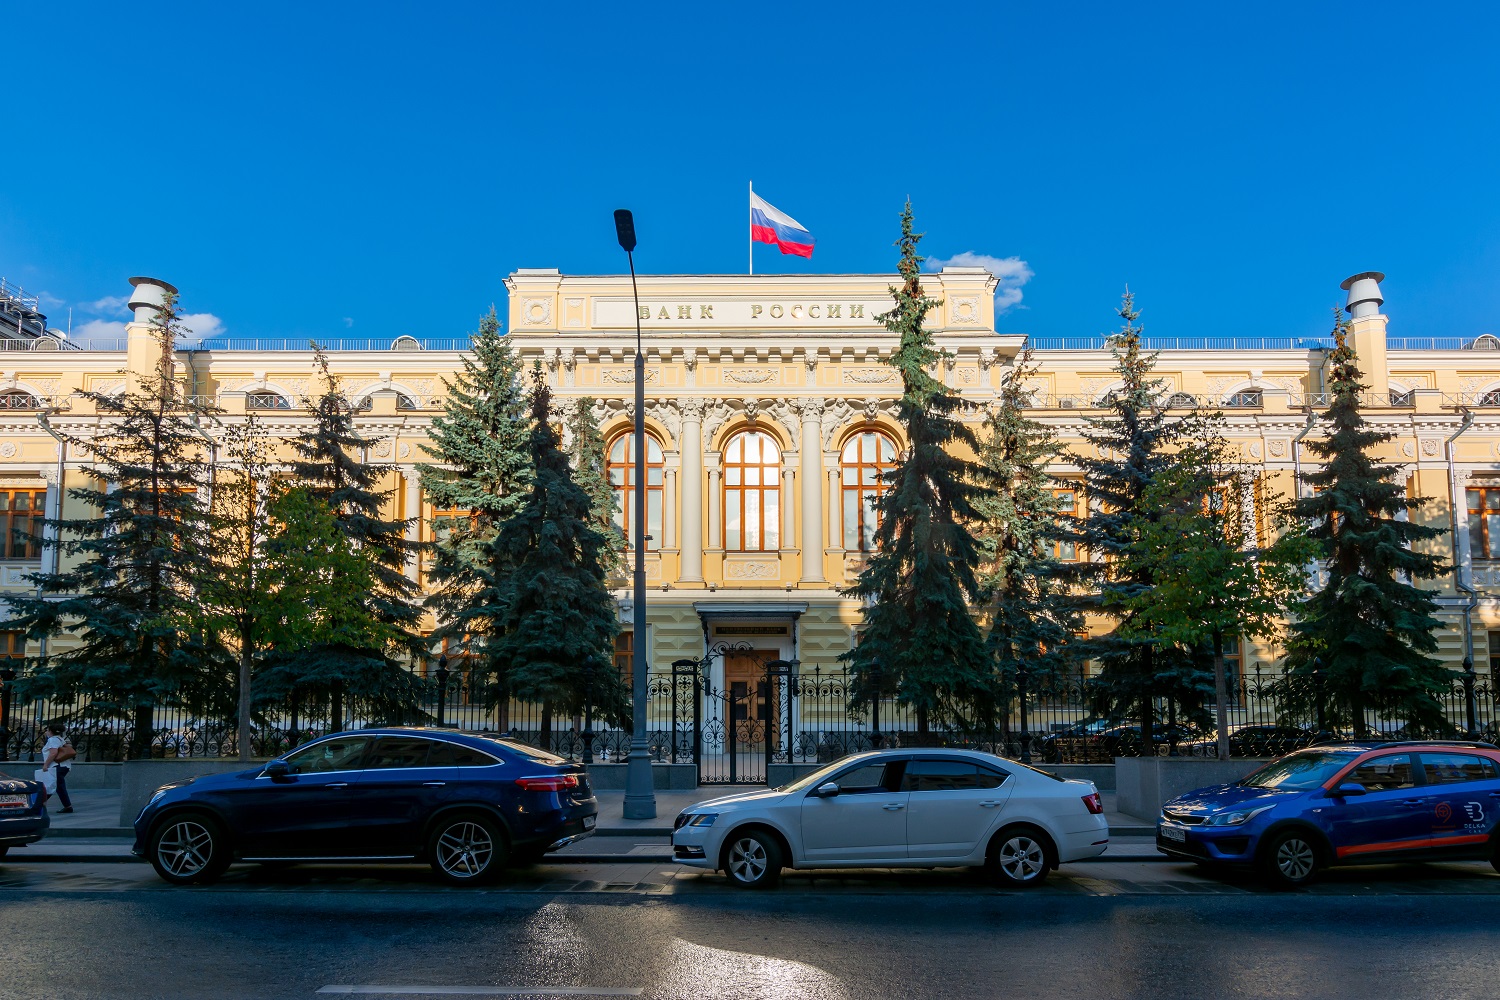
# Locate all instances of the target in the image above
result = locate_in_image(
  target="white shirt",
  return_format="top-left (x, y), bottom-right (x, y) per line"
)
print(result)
top-left (42, 735), bottom-right (71, 771)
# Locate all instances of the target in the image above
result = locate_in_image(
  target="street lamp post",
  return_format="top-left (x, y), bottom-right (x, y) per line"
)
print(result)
top-left (615, 209), bottom-right (656, 819)
top-left (1463, 656), bottom-right (1478, 738)
top-left (0, 667), bottom-right (14, 762)
top-left (1016, 662), bottom-right (1032, 765)
top-left (435, 654), bottom-right (450, 729)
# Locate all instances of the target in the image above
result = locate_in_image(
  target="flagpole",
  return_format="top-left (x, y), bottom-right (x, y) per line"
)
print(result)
top-left (748, 180), bottom-right (753, 276)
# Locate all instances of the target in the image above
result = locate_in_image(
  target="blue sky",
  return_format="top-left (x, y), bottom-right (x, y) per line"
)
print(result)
top-left (2, 2), bottom-right (1497, 346)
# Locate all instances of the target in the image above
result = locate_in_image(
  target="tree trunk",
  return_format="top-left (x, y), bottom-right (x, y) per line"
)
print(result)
top-left (330, 679), bottom-right (344, 735)
top-left (132, 701), bottom-right (155, 760)
top-left (540, 699), bottom-right (554, 751)
top-left (237, 638), bottom-right (253, 764)
top-left (1140, 646), bottom-right (1155, 759)
top-left (1213, 628), bottom-right (1230, 760)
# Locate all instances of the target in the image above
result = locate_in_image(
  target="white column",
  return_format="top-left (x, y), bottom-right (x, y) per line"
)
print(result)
top-left (680, 401), bottom-right (705, 582)
top-left (41, 472), bottom-right (61, 575)
top-left (1456, 473), bottom-right (1475, 588)
top-left (827, 466), bottom-right (842, 552)
top-left (781, 466), bottom-right (796, 551)
top-left (799, 399), bottom-right (825, 582)
top-left (403, 473), bottom-right (421, 583)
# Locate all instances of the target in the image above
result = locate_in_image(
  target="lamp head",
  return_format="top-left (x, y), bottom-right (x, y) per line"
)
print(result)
top-left (613, 209), bottom-right (637, 253)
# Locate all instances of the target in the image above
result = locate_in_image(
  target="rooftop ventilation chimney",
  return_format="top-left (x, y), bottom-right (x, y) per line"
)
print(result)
top-left (1340, 271), bottom-right (1385, 319)
top-left (127, 276), bottom-right (179, 323)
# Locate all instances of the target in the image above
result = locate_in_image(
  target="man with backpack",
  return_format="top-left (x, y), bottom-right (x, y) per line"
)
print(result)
top-left (40, 723), bottom-right (75, 814)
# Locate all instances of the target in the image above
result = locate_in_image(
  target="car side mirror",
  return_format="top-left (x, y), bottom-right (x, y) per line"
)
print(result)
top-left (815, 782), bottom-right (840, 798)
top-left (262, 760), bottom-right (290, 781)
top-left (1331, 782), bottom-right (1366, 797)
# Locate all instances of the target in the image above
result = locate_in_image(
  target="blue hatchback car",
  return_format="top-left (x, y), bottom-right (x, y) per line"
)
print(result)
top-left (133, 727), bottom-right (597, 886)
top-left (1158, 741), bottom-right (1500, 887)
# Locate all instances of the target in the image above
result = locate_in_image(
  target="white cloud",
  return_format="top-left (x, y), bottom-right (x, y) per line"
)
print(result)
top-left (343, 317), bottom-right (355, 328)
top-left (925, 251), bottom-right (1035, 313)
top-left (37, 291), bottom-right (67, 310)
top-left (179, 312), bottom-right (225, 340)
top-left (82, 294), bottom-right (130, 315)
top-left (73, 318), bottom-right (126, 345)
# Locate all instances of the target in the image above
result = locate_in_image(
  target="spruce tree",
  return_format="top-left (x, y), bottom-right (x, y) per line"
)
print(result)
top-left (1276, 312), bottom-right (1450, 735)
top-left (974, 349), bottom-right (1087, 747)
top-left (1118, 421), bottom-right (1314, 756)
top-left (419, 307), bottom-right (533, 628)
top-left (841, 202), bottom-right (992, 737)
top-left (567, 396), bottom-right (624, 579)
top-left (5, 290), bottom-right (216, 758)
top-left (483, 373), bottom-right (627, 746)
top-left (1074, 291), bottom-right (1186, 740)
top-left (258, 347), bottom-right (422, 729)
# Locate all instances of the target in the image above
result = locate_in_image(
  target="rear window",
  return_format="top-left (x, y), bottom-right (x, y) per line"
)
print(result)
top-left (480, 737), bottom-right (569, 765)
top-left (427, 740), bottom-right (501, 767)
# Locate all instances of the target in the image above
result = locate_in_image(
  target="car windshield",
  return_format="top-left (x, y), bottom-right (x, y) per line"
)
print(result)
top-left (777, 753), bottom-right (881, 792)
top-left (1238, 751), bottom-right (1355, 790)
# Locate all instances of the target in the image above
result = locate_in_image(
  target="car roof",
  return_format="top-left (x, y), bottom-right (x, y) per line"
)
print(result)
top-left (1314, 740), bottom-right (1500, 753)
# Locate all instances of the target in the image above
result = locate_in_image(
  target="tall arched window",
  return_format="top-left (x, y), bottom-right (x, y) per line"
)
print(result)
top-left (723, 430), bottom-right (781, 552)
top-left (841, 430), bottom-right (897, 551)
top-left (608, 431), bottom-right (663, 550)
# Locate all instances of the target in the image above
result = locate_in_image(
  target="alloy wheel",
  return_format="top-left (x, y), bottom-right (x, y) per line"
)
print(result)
top-left (727, 837), bottom-right (768, 884)
top-left (156, 819), bottom-right (216, 878)
top-left (998, 836), bottom-right (1046, 883)
top-left (1275, 837), bottom-right (1317, 882)
top-left (435, 821), bottom-right (495, 880)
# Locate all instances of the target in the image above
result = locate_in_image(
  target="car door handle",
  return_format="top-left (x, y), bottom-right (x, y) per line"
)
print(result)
top-left (883, 803), bottom-right (905, 811)
top-left (326, 782), bottom-right (350, 790)
top-left (980, 801), bottom-right (1001, 808)
top-left (1398, 799), bottom-right (1424, 808)
top-left (422, 781), bottom-right (446, 787)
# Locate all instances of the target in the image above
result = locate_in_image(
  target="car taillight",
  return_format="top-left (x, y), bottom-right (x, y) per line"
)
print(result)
top-left (1081, 792), bottom-right (1104, 815)
top-left (514, 774), bottom-right (580, 792)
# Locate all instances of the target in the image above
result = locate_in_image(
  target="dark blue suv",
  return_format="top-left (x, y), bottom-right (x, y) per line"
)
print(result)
top-left (132, 728), bottom-right (597, 886)
top-left (1158, 741), bottom-right (1500, 887)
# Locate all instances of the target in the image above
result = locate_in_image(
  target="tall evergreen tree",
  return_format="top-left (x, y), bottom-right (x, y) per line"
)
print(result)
top-left (1276, 312), bottom-right (1450, 734)
top-left (420, 307), bottom-right (533, 630)
top-left (566, 396), bottom-right (624, 579)
top-left (483, 373), bottom-right (627, 745)
top-left (5, 291), bottom-right (216, 758)
top-left (1118, 420), bottom-right (1314, 756)
top-left (1074, 291), bottom-right (1188, 736)
top-left (974, 349), bottom-right (1087, 743)
top-left (258, 347), bottom-right (422, 728)
top-left (841, 202), bottom-right (992, 736)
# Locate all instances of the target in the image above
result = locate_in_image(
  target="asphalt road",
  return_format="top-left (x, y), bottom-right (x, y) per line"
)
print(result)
top-left (3, 858), bottom-right (1499, 1000)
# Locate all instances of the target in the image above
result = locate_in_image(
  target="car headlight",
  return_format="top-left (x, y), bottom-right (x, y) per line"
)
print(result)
top-left (1203, 805), bottom-right (1274, 827)
top-left (682, 813), bottom-right (718, 828)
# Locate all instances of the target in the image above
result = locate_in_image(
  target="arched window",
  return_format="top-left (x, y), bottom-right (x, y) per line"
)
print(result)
top-left (247, 391), bottom-right (291, 410)
top-left (1225, 389), bottom-right (1263, 408)
top-left (840, 430), bottom-right (897, 551)
top-left (608, 431), bottom-right (663, 551)
top-left (723, 430), bottom-right (780, 552)
top-left (0, 390), bottom-right (39, 410)
top-left (1165, 392), bottom-right (1197, 409)
top-left (1479, 389), bottom-right (1500, 406)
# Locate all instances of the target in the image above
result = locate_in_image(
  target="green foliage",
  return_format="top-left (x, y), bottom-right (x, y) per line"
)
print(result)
top-left (420, 308), bottom-right (533, 623)
top-left (481, 374), bottom-right (627, 736)
top-left (258, 347), bottom-right (424, 719)
top-left (973, 349), bottom-right (1087, 719)
top-left (841, 202), bottom-right (993, 733)
top-left (1073, 290), bottom-right (1191, 721)
top-left (1276, 312), bottom-right (1452, 733)
top-left (567, 396), bottom-right (624, 579)
top-left (4, 291), bottom-right (218, 756)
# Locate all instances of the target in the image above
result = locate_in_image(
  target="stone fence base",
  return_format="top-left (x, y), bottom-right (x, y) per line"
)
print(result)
top-left (1115, 757), bottom-right (1269, 820)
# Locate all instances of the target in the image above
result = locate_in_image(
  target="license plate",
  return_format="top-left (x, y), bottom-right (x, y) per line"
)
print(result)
top-left (583, 815), bottom-right (596, 830)
top-left (0, 794), bottom-right (27, 809)
top-left (1160, 824), bottom-right (1186, 842)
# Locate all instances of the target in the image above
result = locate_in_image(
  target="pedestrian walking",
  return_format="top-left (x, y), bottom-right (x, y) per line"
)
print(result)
top-left (41, 723), bottom-right (75, 814)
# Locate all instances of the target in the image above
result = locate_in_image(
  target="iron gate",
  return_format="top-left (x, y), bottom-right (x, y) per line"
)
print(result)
top-left (667, 641), bottom-right (798, 785)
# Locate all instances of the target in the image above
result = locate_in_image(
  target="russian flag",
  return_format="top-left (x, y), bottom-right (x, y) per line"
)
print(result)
top-left (750, 192), bottom-right (816, 258)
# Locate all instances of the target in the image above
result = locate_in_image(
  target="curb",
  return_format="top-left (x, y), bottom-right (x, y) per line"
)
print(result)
top-left (5, 851), bottom-right (1173, 866)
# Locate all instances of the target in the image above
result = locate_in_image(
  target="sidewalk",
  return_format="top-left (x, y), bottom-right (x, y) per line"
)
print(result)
top-left (5, 786), bottom-right (1163, 864)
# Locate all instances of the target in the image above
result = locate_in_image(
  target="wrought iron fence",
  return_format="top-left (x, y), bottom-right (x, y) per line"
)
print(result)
top-left (1, 663), bottom-right (1495, 773)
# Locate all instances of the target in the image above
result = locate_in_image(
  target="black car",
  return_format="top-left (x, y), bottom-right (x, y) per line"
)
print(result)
top-left (1041, 722), bottom-right (1198, 763)
top-left (0, 770), bottom-right (50, 858)
top-left (1170, 724), bottom-right (1318, 759)
top-left (132, 727), bottom-right (597, 886)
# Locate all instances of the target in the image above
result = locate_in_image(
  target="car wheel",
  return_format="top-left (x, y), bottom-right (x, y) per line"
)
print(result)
top-left (428, 814), bottom-right (506, 886)
top-left (723, 829), bottom-right (782, 889)
top-left (991, 825), bottom-right (1052, 887)
top-left (148, 813), bottom-right (231, 885)
top-left (1259, 830), bottom-right (1320, 889)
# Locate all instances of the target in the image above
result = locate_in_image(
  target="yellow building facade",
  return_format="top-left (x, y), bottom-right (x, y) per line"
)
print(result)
top-left (2, 268), bottom-right (1499, 711)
